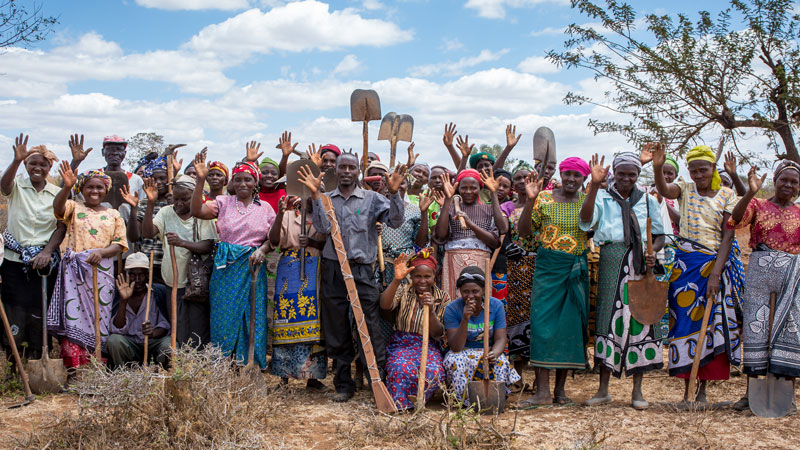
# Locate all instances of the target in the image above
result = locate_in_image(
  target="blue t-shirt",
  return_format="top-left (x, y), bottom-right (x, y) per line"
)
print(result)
top-left (443, 297), bottom-right (506, 349)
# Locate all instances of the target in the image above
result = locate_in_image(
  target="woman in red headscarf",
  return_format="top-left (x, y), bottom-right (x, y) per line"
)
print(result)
top-left (379, 248), bottom-right (451, 410)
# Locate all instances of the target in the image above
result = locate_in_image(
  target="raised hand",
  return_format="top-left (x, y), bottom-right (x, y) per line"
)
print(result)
top-left (456, 135), bottom-right (474, 159)
top-left (432, 189), bottom-right (445, 206)
top-left (406, 142), bottom-right (419, 167)
top-left (58, 160), bottom-right (77, 188)
top-left (393, 253), bottom-right (411, 280)
top-left (640, 145), bottom-right (653, 165)
top-left (306, 143), bottom-right (322, 168)
top-left (440, 173), bottom-right (457, 199)
top-left (386, 164), bottom-right (408, 194)
top-left (193, 151), bottom-right (209, 179)
top-left (298, 164), bottom-right (323, 196)
top-left (116, 273), bottom-right (134, 300)
top-left (648, 142), bottom-right (666, 169)
top-left (245, 140), bottom-right (263, 163)
top-left (723, 151), bottom-right (737, 176)
top-left (746, 166), bottom-right (766, 194)
top-left (480, 167), bottom-right (499, 193)
top-left (443, 122), bottom-right (457, 148)
top-left (278, 195), bottom-right (289, 215)
top-left (68, 134), bottom-right (93, 163)
top-left (143, 177), bottom-right (158, 202)
top-left (524, 171), bottom-right (543, 201)
top-left (13, 133), bottom-right (30, 162)
top-left (418, 190), bottom-right (435, 212)
top-left (171, 150), bottom-right (184, 174)
top-left (589, 154), bottom-right (609, 186)
top-left (505, 124), bottom-right (521, 148)
top-left (277, 131), bottom-right (298, 158)
top-left (119, 185), bottom-right (139, 207)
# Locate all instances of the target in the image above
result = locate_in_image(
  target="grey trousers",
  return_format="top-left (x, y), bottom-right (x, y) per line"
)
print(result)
top-left (107, 334), bottom-right (171, 368)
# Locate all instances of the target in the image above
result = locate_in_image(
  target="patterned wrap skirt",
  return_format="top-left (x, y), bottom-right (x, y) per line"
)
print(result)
top-left (444, 348), bottom-right (520, 405)
top-left (442, 248), bottom-right (490, 302)
top-left (385, 331), bottom-right (445, 410)
top-left (505, 254), bottom-right (535, 360)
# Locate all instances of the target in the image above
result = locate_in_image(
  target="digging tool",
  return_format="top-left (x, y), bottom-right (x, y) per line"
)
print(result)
top-left (467, 240), bottom-right (506, 414)
top-left (377, 224), bottom-right (386, 287)
top-left (533, 127), bottom-right (556, 181)
top-left (92, 265), bottom-right (102, 360)
top-left (242, 261), bottom-right (266, 387)
top-left (687, 280), bottom-right (716, 403)
top-left (628, 204), bottom-right (669, 325)
top-left (452, 195), bottom-right (467, 229)
top-left (170, 245), bottom-right (178, 351)
top-left (350, 89), bottom-right (381, 173)
top-left (320, 194), bottom-right (397, 413)
top-left (416, 291), bottom-right (430, 410)
top-left (749, 292), bottom-right (794, 418)
top-left (26, 273), bottom-right (67, 394)
top-left (143, 251), bottom-right (155, 365)
top-left (378, 112), bottom-right (414, 169)
top-left (287, 159), bottom-right (320, 281)
top-left (0, 291), bottom-right (35, 408)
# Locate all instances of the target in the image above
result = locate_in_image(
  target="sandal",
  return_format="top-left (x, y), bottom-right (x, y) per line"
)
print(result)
top-left (513, 398), bottom-right (553, 410)
top-left (553, 395), bottom-right (575, 406)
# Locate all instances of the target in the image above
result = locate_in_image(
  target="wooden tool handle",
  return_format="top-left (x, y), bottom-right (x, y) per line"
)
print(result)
top-left (377, 233), bottom-right (385, 273)
top-left (300, 206), bottom-right (307, 281)
top-left (93, 265), bottom-right (102, 360)
top-left (646, 217), bottom-right (653, 255)
top-left (0, 293), bottom-right (34, 400)
top-left (687, 286), bottom-right (715, 399)
top-left (417, 304), bottom-right (430, 409)
top-left (170, 245), bottom-right (178, 351)
top-left (389, 138), bottom-right (397, 169)
top-left (767, 292), bottom-right (777, 349)
top-left (143, 250), bottom-right (154, 364)
top-left (362, 116), bottom-right (369, 173)
top-left (248, 263), bottom-right (258, 366)
top-left (167, 155), bottom-right (174, 193)
top-left (453, 195), bottom-right (466, 229)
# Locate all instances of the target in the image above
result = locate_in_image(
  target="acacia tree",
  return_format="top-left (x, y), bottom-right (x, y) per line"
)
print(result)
top-left (549, 0), bottom-right (800, 163)
top-left (1, 0), bottom-right (57, 48)
top-left (125, 132), bottom-right (164, 171)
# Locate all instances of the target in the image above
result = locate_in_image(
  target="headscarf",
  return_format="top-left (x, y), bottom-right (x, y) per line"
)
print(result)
top-left (142, 154), bottom-right (168, 178)
top-left (612, 152), bottom-right (642, 173)
top-left (208, 161), bottom-right (229, 182)
top-left (559, 157), bottom-right (590, 177)
top-left (456, 266), bottom-right (486, 289)
top-left (25, 145), bottom-right (59, 166)
top-left (719, 171), bottom-right (733, 187)
top-left (455, 168), bottom-right (483, 187)
top-left (73, 169), bottom-right (111, 196)
top-left (411, 162), bottom-right (430, 174)
top-left (468, 152), bottom-right (495, 169)
top-left (664, 154), bottom-right (680, 173)
top-left (320, 144), bottom-right (341, 157)
top-left (408, 247), bottom-right (437, 272)
top-left (102, 135), bottom-right (128, 148)
top-left (232, 161), bottom-right (261, 199)
top-left (493, 168), bottom-right (512, 183)
top-left (259, 157), bottom-right (279, 172)
top-left (366, 161), bottom-right (389, 174)
top-left (171, 174), bottom-right (196, 191)
top-left (774, 160), bottom-right (800, 181)
top-left (686, 145), bottom-right (721, 190)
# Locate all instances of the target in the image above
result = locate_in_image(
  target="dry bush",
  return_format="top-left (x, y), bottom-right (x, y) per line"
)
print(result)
top-left (16, 345), bottom-right (286, 449)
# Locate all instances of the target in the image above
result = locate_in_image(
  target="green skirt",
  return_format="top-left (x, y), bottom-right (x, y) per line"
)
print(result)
top-left (529, 248), bottom-right (589, 369)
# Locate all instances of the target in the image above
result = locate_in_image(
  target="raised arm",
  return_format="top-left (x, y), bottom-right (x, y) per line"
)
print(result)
top-left (455, 135), bottom-right (473, 172)
top-left (2, 134), bottom-right (29, 195)
top-left (140, 179), bottom-right (160, 239)
top-left (492, 124), bottom-right (521, 171)
top-left (54, 161), bottom-right (76, 219)
top-left (298, 165), bottom-right (330, 234)
top-left (580, 154), bottom-right (608, 224)
top-left (190, 152), bottom-right (217, 220)
top-left (383, 165), bottom-right (408, 228)
top-left (434, 174), bottom-right (456, 242)
top-left (730, 166), bottom-right (766, 223)
top-left (269, 196), bottom-right (288, 247)
top-left (723, 151), bottom-right (746, 196)
top-left (276, 131), bottom-right (297, 177)
top-left (379, 254), bottom-right (409, 310)
top-left (68, 133), bottom-right (93, 172)
top-left (415, 191), bottom-right (434, 248)
top-left (517, 172), bottom-right (543, 239)
top-left (442, 123), bottom-right (461, 168)
top-left (480, 168), bottom-right (509, 235)
top-left (651, 143), bottom-right (681, 200)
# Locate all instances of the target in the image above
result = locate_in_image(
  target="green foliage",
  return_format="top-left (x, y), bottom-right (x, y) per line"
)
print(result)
top-left (474, 144), bottom-right (533, 172)
top-left (549, 0), bottom-right (800, 163)
top-left (0, 0), bottom-right (58, 48)
top-left (125, 132), bottom-right (164, 171)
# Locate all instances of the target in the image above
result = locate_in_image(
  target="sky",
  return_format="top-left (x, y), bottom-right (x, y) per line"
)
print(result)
top-left (0, 0), bottom-right (732, 172)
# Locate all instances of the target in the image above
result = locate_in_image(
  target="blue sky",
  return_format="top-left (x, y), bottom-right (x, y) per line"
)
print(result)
top-left (0, 0), bottom-right (724, 171)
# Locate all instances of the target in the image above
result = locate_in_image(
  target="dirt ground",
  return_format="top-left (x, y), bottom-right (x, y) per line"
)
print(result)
top-left (1, 361), bottom-right (798, 450)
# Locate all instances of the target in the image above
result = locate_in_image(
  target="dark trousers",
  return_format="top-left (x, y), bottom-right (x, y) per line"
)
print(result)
top-left (174, 288), bottom-right (211, 348)
top-left (320, 259), bottom-right (385, 394)
top-left (0, 260), bottom-right (56, 361)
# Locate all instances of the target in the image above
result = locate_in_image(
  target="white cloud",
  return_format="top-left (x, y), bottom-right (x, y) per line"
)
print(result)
top-left (332, 54), bottom-right (364, 76)
top-left (465, 0), bottom-right (567, 20)
top-left (529, 26), bottom-right (565, 37)
top-left (441, 38), bottom-right (464, 52)
top-left (185, 1), bottom-right (413, 59)
top-left (409, 49), bottom-right (510, 77)
top-left (362, 0), bottom-right (384, 10)
top-left (135, 0), bottom-right (250, 10)
top-left (518, 55), bottom-right (559, 74)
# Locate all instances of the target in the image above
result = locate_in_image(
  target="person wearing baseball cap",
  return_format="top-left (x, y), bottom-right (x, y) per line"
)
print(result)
top-left (318, 144), bottom-right (340, 171)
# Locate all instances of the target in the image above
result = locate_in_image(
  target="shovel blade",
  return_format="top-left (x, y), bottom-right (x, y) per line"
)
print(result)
top-left (749, 374), bottom-right (795, 418)
top-left (396, 115), bottom-right (414, 142)
top-left (467, 381), bottom-right (506, 414)
top-left (627, 275), bottom-right (669, 325)
top-left (350, 89), bottom-right (381, 121)
top-left (377, 112), bottom-right (398, 141)
top-left (285, 159), bottom-right (320, 199)
top-left (533, 127), bottom-right (556, 164)
top-left (26, 358), bottom-right (67, 394)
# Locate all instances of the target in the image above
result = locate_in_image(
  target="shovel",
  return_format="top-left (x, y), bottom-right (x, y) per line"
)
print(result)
top-left (350, 89), bottom-right (381, 173)
top-left (533, 127), bottom-right (556, 181)
top-left (26, 274), bottom-right (67, 394)
top-left (286, 159), bottom-right (320, 281)
top-left (378, 112), bottom-right (414, 169)
top-left (0, 291), bottom-right (35, 408)
top-left (628, 216), bottom-right (669, 325)
top-left (467, 241), bottom-right (506, 414)
top-left (142, 251), bottom-right (155, 365)
top-left (242, 261), bottom-right (266, 387)
top-left (749, 292), bottom-right (795, 418)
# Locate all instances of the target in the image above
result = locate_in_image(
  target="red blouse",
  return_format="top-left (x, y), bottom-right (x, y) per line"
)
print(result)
top-left (728, 197), bottom-right (800, 254)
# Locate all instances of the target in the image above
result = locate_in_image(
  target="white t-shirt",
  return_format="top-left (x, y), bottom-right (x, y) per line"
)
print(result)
top-left (152, 206), bottom-right (218, 288)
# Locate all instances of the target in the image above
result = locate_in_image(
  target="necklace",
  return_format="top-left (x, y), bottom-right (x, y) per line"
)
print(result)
top-left (235, 199), bottom-right (255, 215)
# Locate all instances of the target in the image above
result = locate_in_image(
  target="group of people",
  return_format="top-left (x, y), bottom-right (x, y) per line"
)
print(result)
top-left (1, 123), bottom-right (798, 414)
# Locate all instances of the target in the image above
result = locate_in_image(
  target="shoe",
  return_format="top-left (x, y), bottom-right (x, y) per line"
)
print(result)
top-left (332, 391), bottom-right (354, 403)
top-left (585, 394), bottom-right (612, 406)
top-left (631, 399), bottom-right (649, 410)
top-left (306, 379), bottom-right (330, 393)
top-left (732, 396), bottom-right (749, 411)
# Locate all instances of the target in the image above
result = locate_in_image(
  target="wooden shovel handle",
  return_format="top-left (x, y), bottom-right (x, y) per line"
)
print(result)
top-left (170, 245), bottom-right (178, 351)
top-left (687, 287), bottom-right (715, 398)
top-left (0, 292), bottom-right (34, 399)
top-left (143, 250), bottom-right (154, 365)
top-left (416, 304), bottom-right (430, 409)
top-left (93, 265), bottom-right (101, 361)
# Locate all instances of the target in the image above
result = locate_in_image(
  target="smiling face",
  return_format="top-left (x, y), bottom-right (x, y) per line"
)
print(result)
top-left (612, 165), bottom-right (640, 196)
top-left (411, 264), bottom-right (435, 294)
top-left (232, 172), bottom-right (256, 200)
top-left (459, 282), bottom-right (483, 311)
top-left (496, 175), bottom-right (512, 201)
top-left (82, 177), bottom-right (108, 207)
top-left (336, 154), bottom-right (360, 188)
top-left (476, 159), bottom-right (493, 173)
top-left (775, 169), bottom-right (800, 203)
top-left (102, 143), bottom-right (126, 168)
top-left (688, 160), bottom-right (715, 190)
top-left (559, 170), bottom-right (585, 195)
top-left (512, 169), bottom-right (531, 197)
top-left (662, 164), bottom-right (677, 183)
top-left (207, 169), bottom-right (227, 190)
top-left (321, 151), bottom-right (338, 171)
top-left (458, 176), bottom-right (481, 204)
top-left (410, 165), bottom-right (429, 187)
top-left (260, 164), bottom-right (279, 190)
top-left (24, 154), bottom-right (51, 184)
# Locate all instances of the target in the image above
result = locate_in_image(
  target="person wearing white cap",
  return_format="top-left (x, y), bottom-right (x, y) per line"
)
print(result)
top-left (106, 252), bottom-right (171, 368)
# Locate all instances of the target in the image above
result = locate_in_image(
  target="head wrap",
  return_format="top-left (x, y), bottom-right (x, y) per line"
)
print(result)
top-left (686, 145), bottom-right (721, 190)
top-left (102, 135), bottom-right (128, 148)
top-left (774, 160), bottom-right (800, 181)
top-left (259, 157), bottom-right (279, 171)
top-left (456, 266), bottom-right (486, 289)
top-left (142, 154), bottom-right (167, 178)
top-left (171, 174), bottom-right (196, 191)
top-left (208, 161), bottom-right (229, 182)
top-left (73, 169), bottom-right (111, 196)
top-left (25, 145), bottom-right (58, 166)
top-left (455, 168), bottom-right (483, 187)
top-left (319, 144), bottom-right (341, 157)
top-left (366, 161), bottom-right (389, 174)
top-left (411, 162), bottom-right (430, 174)
top-left (664, 154), bottom-right (680, 173)
top-left (719, 170), bottom-right (733, 187)
top-left (612, 152), bottom-right (642, 173)
top-left (468, 152), bottom-right (495, 169)
top-left (430, 165), bottom-right (449, 174)
top-left (125, 252), bottom-right (150, 270)
top-left (408, 247), bottom-right (437, 272)
top-left (559, 157), bottom-right (590, 177)
top-left (493, 168), bottom-right (512, 183)
top-left (231, 161), bottom-right (261, 199)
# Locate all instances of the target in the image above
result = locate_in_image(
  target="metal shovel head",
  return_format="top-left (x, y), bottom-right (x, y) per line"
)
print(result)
top-left (26, 355), bottom-right (67, 395)
top-left (533, 127), bottom-right (557, 164)
top-left (627, 274), bottom-right (669, 325)
top-left (378, 112), bottom-right (397, 141)
top-left (286, 159), bottom-right (320, 200)
top-left (396, 114), bottom-right (414, 142)
top-left (378, 113), bottom-right (415, 142)
top-left (467, 381), bottom-right (506, 414)
top-left (350, 89), bottom-right (381, 121)
top-left (749, 373), bottom-right (795, 418)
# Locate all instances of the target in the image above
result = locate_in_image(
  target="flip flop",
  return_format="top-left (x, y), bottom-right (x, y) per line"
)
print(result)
top-left (513, 398), bottom-right (553, 410)
top-left (553, 395), bottom-right (575, 406)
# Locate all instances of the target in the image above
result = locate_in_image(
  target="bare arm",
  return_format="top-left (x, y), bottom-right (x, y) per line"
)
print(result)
top-left (442, 123), bottom-right (461, 168)
top-left (731, 166), bottom-right (766, 223)
top-left (651, 143), bottom-right (681, 200)
top-left (492, 124), bottom-right (520, 171)
top-left (190, 153), bottom-right (217, 220)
